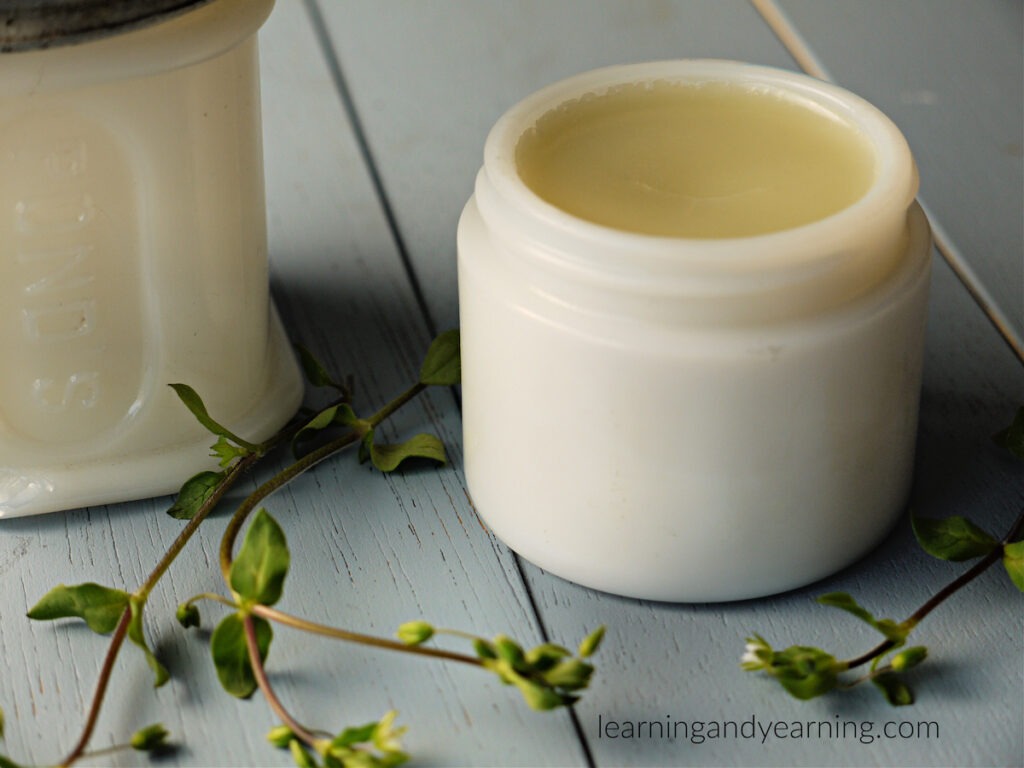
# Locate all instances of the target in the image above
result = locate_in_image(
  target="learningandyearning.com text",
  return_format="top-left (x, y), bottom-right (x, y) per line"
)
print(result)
top-left (596, 714), bottom-right (940, 745)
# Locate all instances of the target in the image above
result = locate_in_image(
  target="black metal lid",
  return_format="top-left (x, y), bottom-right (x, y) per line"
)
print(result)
top-left (1, 0), bottom-right (212, 52)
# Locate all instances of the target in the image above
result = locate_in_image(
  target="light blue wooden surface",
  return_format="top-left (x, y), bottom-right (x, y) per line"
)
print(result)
top-left (0, 1), bottom-right (1020, 766)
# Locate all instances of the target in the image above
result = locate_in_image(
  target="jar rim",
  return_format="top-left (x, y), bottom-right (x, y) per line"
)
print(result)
top-left (481, 59), bottom-right (919, 284)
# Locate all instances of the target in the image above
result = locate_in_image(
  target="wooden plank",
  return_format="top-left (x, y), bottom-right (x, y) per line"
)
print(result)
top-left (316, 0), bottom-right (803, 333)
top-left (524, 254), bottom-right (1024, 767)
top-left (319, 1), bottom-right (1024, 766)
top-left (779, 0), bottom-right (1023, 344)
top-left (0, 2), bottom-right (587, 766)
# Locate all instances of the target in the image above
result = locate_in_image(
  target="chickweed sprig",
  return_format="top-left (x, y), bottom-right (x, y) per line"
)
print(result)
top-left (744, 407), bottom-right (1024, 706)
top-left (8, 331), bottom-right (603, 768)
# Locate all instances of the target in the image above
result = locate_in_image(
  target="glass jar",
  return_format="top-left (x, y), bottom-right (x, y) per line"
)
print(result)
top-left (0, 0), bottom-right (302, 516)
top-left (458, 60), bottom-right (931, 601)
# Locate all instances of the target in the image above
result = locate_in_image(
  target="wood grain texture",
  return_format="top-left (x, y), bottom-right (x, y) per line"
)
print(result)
top-left (0, 1), bottom-right (1020, 767)
top-left (315, 0), bottom-right (1023, 766)
top-left (0, 2), bottom-right (583, 766)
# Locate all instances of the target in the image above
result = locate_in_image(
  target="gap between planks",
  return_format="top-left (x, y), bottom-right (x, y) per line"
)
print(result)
top-left (295, 3), bottom-right (598, 765)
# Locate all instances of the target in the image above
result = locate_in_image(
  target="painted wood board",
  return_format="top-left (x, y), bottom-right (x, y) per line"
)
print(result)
top-left (780, 0), bottom-right (1023, 342)
top-left (315, 1), bottom-right (1024, 766)
top-left (315, 0), bottom-right (803, 333)
top-left (0, 1), bottom-right (1019, 766)
top-left (0, 2), bottom-right (583, 766)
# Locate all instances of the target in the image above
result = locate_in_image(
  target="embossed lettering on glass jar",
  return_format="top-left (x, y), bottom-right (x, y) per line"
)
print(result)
top-left (0, 1), bottom-right (302, 516)
top-left (458, 60), bottom-right (932, 602)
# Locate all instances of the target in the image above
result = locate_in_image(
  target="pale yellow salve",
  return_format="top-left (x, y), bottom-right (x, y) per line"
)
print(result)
top-left (515, 81), bottom-right (876, 238)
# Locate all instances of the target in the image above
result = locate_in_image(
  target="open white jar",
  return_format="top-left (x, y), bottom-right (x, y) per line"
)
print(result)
top-left (457, 60), bottom-right (931, 602)
top-left (0, 1), bottom-right (302, 516)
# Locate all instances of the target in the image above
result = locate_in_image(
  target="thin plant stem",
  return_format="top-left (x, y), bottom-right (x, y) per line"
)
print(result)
top-left (252, 604), bottom-right (483, 668)
top-left (57, 393), bottom-right (342, 768)
top-left (219, 429), bottom-right (362, 582)
top-left (59, 453), bottom-right (261, 768)
top-left (59, 610), bottom-right (131, 768)
top-left (141, 454), bottom-right (260, 597)
top-left (843, 509), bottom-right (1024, 671)
top-left (244, 615), bottom-right (321, 748)
top-left (219, 381), bottom-right (428, 582)
top-left (368, 383), bottom-right (425, 428)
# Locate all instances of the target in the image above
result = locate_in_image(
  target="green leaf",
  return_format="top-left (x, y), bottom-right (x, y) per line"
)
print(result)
top-left (509, 671), bottom-right (575, 710)
top-left (816, 593), bottom-right (909, 643)
top-left (396, 620), bottom-right (434, 646)
top-left (295, 405), bottom-right (342, 444)
top-left (578, 626), bottom-right (606, 658)
top-left (525, 643), bottom-right (571, 670)
top-left (211, 436), bottom-right (249, 468)
top-left (872, 619), bottom-right (910, 644)
top-left (540, 657), bottom-right (594, 691)
top-left (323, 711), bottom-right (408, 767)
top-left (371, 710), bottom-right (407, 756)
top-left (1003, 540), bottom-right (1024, 591)
top-left (816, 592), bottom-right (877, 626)
top-left (130, 723), bottom-right (170, 752)
top-left (993, 406), bottom-right (1024, 460)
top-left (358, 430), bottom-right (374, 465)
top-left (289, 738), bottom-right (317, 768)
top-left (473, 638), bottom-right (497, 660)
top-left (294, 343), bottom-right (337, 389)
top-left (176, 602), bottom-right (201, 629)
top-left (912, 513), bottom-right (999, 561)
top-left (331, 723), bottom-right (378, 750)
top-left (27, 583), bottom-right (129, 634)
top-left (292, 404), bottom-right (361, 455)
top-left (418, 330), bottom-right (460, 386)
top-left (267, 725), bottom-right (296, 749)
top-left (0, 755), bottom-right (22, 768)
top-left (768, 646), bottom-right (840, 701)
top-left (128, 595), bottom-right (169, 687)
top-left (369, 433), bottom-right (447, 472)
top-left (168, 383), bottom-right (260, 452)
top-left (493, 635), bottom-right (526, 668)
top-left (872, 672), bottom-right (914, 706)
top-left (210, 613), bottom-right (272, 698)
top-left (230, 509), bottom-right (290, 607)
top-left (167, 470), bottom-right (225, 520)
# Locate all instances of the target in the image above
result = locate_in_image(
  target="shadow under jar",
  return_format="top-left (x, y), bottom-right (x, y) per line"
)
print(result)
top-left (458, 60), bottom-right (931, 602)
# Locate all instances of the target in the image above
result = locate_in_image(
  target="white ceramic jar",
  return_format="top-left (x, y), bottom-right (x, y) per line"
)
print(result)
top-left (0, 1), bottom-right (302, 516)
top-left (458, 61), bottom-right (931, 602)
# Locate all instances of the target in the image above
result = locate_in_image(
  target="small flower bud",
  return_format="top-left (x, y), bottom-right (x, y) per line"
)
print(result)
top-left (176, 602), bottom-right (201, 629)
top-left (395, 620), bottom-right (434, 646)
top-left (289, 738), bottom-right (317, 768)
top-left (267, 725), bottom-right (296, 748)
top-left (494, 635), bottom-right (525, 668)
top-left (131, 723), bottom-right (170, 752)
top-left (472, 638), bottom-right (497, 660)
top-left (890, 646), bottom-right (928, 671)
top-left (578, 626), bottom-right (606, 658)
top-left (740, 635), bottom-right (772, 670)
top-left (541, 658), bottom-right (594, 691)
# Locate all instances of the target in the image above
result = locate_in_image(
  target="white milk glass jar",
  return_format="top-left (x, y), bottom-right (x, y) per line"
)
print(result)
top-left (0, 1), bottom-right (302, 517)
top-left (458, 61), bottom-right (931, 602)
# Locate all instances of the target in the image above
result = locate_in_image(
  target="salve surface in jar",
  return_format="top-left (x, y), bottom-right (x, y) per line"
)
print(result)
top-left (0, 0), bottom-right (303, 517)
top-left (457, 60), bottom-right (932, 602)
